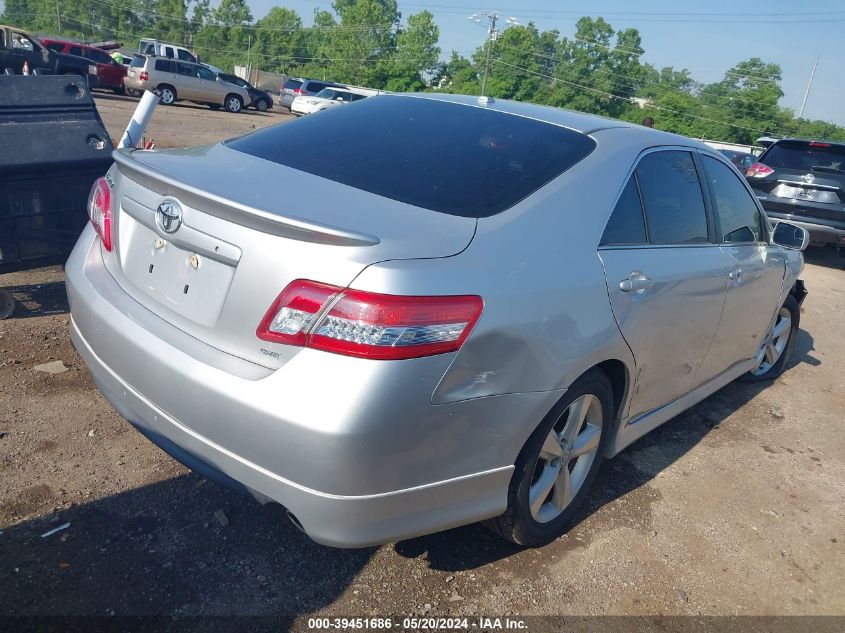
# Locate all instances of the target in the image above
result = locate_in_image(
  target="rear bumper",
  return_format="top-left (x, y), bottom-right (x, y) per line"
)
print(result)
top-left (758, 199), bottom-right (845, 246)
top-left (64, 228), bottom-right (557, 547)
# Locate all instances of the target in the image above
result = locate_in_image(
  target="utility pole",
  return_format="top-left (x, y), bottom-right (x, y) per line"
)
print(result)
top-left (247, 31), bottom-right (252, 80)
top-left (798, 54), bottom-right (820, 119)
top-left (468, 11), bottom-right (519, 97)
top-left (55, 0), bottom-right (61, 32)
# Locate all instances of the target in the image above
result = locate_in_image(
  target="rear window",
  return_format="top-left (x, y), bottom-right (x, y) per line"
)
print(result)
top-left (226, 96), bottom-right (597, 217)
top-left (283, 79), bottom-right (302, 90)
top-left (762, 140), bottom-right (845, 173)
top-left (130, 55), bottom-right (145, 68)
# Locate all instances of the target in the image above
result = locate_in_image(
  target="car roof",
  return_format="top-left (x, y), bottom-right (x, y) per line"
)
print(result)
top-left (389, 93), bottom-right (709, 147)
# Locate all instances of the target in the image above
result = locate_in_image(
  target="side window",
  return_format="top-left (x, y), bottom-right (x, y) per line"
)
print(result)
top-left (90, 50), bottom-right (110, 64)
top-left (12, 33), bottom-right (35, 51)
top-left (309, 82), bottom-right (325, 93)
top-left (69, 46), bottom-right (85, 57)
top-left (196, 66), bottom-right (215, 80)
top-left (176, 62), bottom-right (193, 76)
top-left (154, 59), bottom-right (174, 72)
top-left (600, 177), bottom-right (647, 246)
top-left (636, 151), bottom-right (709, 245)
top-left (45, 42), bottom-right (64, 53)
top-left (177, 49), bottom-right (194, 62)
top-left (700, 155), bottom-right (764, 243)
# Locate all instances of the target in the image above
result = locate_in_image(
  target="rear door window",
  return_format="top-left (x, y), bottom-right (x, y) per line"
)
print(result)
top-left (636, 151), bottom-right (709, 244)
top-left (700, 155), bottom-right (764, 243)
top-left (600, 177), bottom-right (647, 246)
top-left (226, 96), bottom-right (597, 217)
top-left (176, 62), bottom-right (193, 76)
top-left (307, 82), bottom-right (326, 93)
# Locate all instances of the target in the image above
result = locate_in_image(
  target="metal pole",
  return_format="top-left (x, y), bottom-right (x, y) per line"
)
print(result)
top-left (798, 54), bottom-right (820, 119)
top-left (247, 32), bottom-right (252, 78)
top-left (480, 13), bottom-right (497, 97)
top-left (55, 0), bottom-right (62, 32)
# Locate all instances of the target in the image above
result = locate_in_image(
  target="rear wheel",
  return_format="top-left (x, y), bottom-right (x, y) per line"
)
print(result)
top-left (126, 88), bottom-right (142, 98)
top-left (738, 294), bottom-right (800, 382)
top-left (157, 85), bottom-right (176, 105)
top-left (485, 369), bottom-right (613, 546)
top-left (256, 98), bottom-right (270, 112)
top-left (225, 94), bottom-right (243, 113)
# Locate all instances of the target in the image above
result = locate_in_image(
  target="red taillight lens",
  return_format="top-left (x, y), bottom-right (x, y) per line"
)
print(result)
top-left (810, 141), bottom-right (831, 148)
top-left (257, 280), bottom-right (483, 360)
top-left (256, 280), bottom-right (339, 346)
top-left (746, 162), bottom-right (774, 178)
top-left (139, 71), bottom-right (149, 81)
top-left (86, 176), bottom-right (112, 251)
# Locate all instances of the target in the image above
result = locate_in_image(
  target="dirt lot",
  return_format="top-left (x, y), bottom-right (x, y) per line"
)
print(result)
top-left (93, 92), bottom-right (292, 149)
top-left (1, 95), bottom-right (844, 624)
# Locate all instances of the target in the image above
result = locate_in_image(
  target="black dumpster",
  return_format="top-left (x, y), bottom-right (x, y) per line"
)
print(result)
top-left (0, 75), bottom-right (113, 317)
top-left (0, 75), bottom-right (113, 275)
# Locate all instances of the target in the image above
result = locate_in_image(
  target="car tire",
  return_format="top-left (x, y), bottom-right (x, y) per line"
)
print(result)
top-left (738, 294), bottom-right (800, 383)
top-left (157, 85), bottom-right (177, 105)
top-left (485, 368), bottom-right (613, 547)
top-left (225, 94), bottom-right (243, 113)
top-left (256, 98), bottom-right (269, 112)
top-left (126, 88), bottom-right (142, 98)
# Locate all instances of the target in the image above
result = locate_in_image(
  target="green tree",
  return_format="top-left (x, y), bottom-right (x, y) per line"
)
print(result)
top-left (384, 10), bottom-right (439, 92)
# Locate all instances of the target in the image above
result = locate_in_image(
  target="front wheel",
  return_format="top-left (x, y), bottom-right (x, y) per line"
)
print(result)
top-left (225, 94), bottom-right (243, 113)
top-left (485, 369), bottom-right (613, 547)
top-left (738, 294), bottom-right (800, 382)
top-left (256, 98), bottom-right (269, 112)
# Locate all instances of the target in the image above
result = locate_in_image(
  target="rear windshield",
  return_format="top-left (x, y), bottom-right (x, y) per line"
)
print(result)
top-left (130, 55), bottom-right (145, 68)
top-left (762, 140), bottom-right (845, 173)
top-left (283, 79), bottom-right (302, 90)
top-left (225, 96), bottom-right (597, 217)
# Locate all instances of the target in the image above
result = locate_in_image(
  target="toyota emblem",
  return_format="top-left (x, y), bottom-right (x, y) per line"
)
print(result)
top-left (155, 199), bottom-right (183, 234)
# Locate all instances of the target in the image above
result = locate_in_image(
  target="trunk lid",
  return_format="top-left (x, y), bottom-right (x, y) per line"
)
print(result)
top-left (103, 144), bottom-right (476, 368)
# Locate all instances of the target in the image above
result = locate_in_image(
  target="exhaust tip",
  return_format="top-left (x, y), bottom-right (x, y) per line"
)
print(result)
top-left (286, 510), bottom-right (305, 533)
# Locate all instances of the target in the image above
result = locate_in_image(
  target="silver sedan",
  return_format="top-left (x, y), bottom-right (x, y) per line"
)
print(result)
top-left (66, 94), bottom-right (808, 547)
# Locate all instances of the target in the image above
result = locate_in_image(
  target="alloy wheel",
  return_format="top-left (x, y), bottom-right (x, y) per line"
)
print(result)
top-left (529, 394), bottom-right (603, 523)
top-left (751, 307), bottom-right (792, 376)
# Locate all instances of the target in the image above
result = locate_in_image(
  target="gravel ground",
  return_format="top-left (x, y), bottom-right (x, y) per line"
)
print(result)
top-left (0, 94), bottom-right (843, 623)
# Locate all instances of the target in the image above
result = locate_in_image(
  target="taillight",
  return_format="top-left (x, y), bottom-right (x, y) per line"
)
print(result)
top-left (810, 141), bottom-right (831, 148)
top-left (293, 87), bottom-right (303, 94)
top-left (139, 71), bottom-right (148, 81)
top-left (746, 162), bottom-right (774, 178)
top-left (87, 177), bottom-right (112, 251)
top-left (257, 280), bottom-right (483, 360)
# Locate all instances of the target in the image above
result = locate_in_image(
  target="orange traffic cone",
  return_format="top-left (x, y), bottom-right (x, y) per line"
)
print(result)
top-left (22, 60), bottom-right (30, 75)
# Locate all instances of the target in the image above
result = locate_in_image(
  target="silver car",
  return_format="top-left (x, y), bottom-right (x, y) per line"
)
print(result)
top-left (66, 94), bottom-right (809, 548)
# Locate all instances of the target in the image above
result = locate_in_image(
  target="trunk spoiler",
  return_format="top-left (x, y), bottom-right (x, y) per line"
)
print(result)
top-left (112, 149), bottom-right (380, 247)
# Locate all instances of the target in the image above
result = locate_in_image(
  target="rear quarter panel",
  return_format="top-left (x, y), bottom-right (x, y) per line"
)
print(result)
top-left (350, 127), bottom-right (657, 457)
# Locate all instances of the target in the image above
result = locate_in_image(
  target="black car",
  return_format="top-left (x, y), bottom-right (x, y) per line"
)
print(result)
top-left (746, 139), bottom-right (845, 248)
top-left (218, 72), bottom-right (273, 112)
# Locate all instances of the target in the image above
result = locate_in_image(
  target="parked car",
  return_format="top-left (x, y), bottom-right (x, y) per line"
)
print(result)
top-left (217, 72), bottom-right (273, 112)
top-left (41, 38), bottom-right (127, 93)
top-left (66, 94), bottom-right (808, 549)
top-left (719, 149), bottom-right (756, 172)
top-left (279, 77), bottom-right (344, 109)
top-left (0, 25), bottom-right (98, 86)
top-left (125, 55), bottom-right (250, 113)
top-left (746, 138), bottom-right (845, 247)
top-left (290, 86), bottom-right (367, 116)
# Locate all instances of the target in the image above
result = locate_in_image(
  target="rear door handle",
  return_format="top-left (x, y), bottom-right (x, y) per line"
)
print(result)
top-left (619, 271), bottom-right (652, 293)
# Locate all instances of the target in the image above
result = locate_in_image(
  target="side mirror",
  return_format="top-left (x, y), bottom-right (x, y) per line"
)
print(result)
top-left (771, 221), bottom-right (809, 251)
